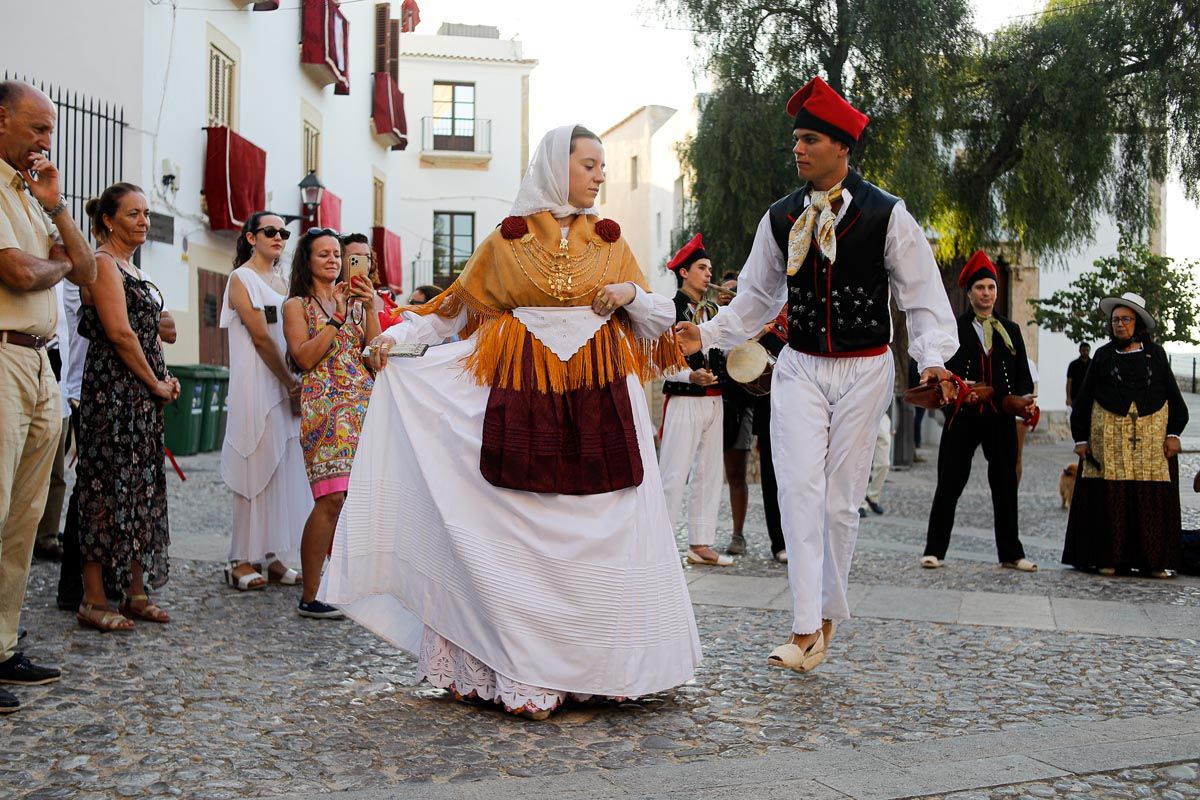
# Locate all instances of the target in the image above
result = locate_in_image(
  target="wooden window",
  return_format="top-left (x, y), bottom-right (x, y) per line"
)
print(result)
top-left (432, 82), bottom-right (475, 151)
top-left (303, 120), bottom-right (320, 176)
top-left (389, 19), bottom-right (400, 81)
top-left (198, 268), bottom-right (230, 366)
top-left (207, 44), bottom-right (236, 128)
top-left (372, 177), bottom-right (385, 227)
top-left (432, 211), bottom-right (474, 282)
top-left (374, 3), bottom-right (391, 73)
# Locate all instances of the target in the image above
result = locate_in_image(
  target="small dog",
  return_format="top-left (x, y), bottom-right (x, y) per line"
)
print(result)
top-left (1059, 463), bottom-right (1078, 509)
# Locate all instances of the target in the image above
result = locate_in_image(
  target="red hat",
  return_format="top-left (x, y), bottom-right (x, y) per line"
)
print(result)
top-left (957, 250), bottom-right (998, 288)
top-left (667, 232), bottom-right (709, 273)
top-left (786, 77), bottom-right (869, 146)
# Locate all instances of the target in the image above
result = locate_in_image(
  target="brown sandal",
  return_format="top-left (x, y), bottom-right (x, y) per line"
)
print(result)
top-left (120, 594), bottom-right (170, 624)
top-left (77, 602), bottom-right (134, 633)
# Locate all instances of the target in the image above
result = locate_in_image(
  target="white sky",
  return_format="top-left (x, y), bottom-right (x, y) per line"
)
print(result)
top-left (413, 0), bottom-right (1198, 262)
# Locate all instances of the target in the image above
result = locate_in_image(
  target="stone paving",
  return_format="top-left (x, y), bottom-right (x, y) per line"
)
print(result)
top-left (3, 438), bottom-right (1199, 799)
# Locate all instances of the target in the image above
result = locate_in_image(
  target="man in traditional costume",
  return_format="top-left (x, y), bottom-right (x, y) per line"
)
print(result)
top-left (318, 125), bottom-right (701, 719)
top-left (676, 76), bottom-right (958, 673)
top-left (659, 234), bottom-right (733, 566)
top-left (921, 250), bottom-right (1038, 572)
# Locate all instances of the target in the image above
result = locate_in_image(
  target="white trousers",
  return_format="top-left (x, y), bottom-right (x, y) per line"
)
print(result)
top-left (864, 413), bottom-right (892, 504)
top-left (659, 394), bottom-right (723, 547)
top-left (770, 349), bottom-right (894, 635)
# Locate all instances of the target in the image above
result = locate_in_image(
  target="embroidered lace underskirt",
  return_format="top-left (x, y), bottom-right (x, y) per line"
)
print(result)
top-left (416, 628), bottom-right (627, 714)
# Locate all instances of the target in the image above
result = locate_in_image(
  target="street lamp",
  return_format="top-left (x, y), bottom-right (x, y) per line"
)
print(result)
top-left (299, 170), bottom-right (325, 216)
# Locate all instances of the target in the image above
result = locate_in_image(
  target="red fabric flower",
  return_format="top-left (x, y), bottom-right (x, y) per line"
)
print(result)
top-left (500, 216), bottom-right (528, 239)
top-left (595, 218), bottom-right (621, 243)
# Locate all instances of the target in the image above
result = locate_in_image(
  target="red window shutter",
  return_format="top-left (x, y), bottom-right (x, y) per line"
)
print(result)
top-left (301, 0), bottom-right (350, 95)
top-left (203, 126), bottom-right (267, 231)
top-left (372, 226), bottom-right (403, 290)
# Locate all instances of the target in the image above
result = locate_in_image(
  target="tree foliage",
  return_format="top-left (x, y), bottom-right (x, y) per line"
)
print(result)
top-left (663, 0), bottom-right (1200, 264)
top-left (1030, 237), bottom-right (1200, 345)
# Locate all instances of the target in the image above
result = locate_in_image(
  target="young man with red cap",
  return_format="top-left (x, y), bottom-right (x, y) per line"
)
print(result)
top-left (661, 233), bottom-right (733, 566)
top-left (676, 76), bottom-right (957, 672)
top-left (921, 250), bottom-right (1038, 571)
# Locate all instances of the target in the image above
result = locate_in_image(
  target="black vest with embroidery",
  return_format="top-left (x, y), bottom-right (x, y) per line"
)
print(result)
top-left (663, 290), bottom-right (727, 397)
top-left (768, 170), bottom-right (900, 354)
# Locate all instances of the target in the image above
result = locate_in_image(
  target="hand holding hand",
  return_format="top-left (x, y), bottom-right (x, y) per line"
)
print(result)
top-left (690, 368), bottom-right (717, 387)
top-left (20, 154), bottom-right (61, 210)
top-left (591, 282), bottom-right (636, 316)
top-left (674, 322), bottom-right (702, 356)
top-left (151, 379), bottom-right (175, 403)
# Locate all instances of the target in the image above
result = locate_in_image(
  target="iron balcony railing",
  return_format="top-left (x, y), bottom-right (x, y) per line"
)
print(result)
top-left (420, 116), bottom-right (492, 154)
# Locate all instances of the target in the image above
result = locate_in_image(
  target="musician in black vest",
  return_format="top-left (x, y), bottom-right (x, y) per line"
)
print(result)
top-left (660, 233), bottom-right (733, 567)
top-left (922, 251), bottom-right (1039, 571)
top-left (676, 76), bottom-right (957, 673)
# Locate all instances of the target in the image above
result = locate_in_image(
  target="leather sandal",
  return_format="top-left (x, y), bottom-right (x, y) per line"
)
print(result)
top-left (767, 630), bottom-right (826, 673)
top-left (1001, 558), bottom-right (1038, 573)
top-left (821, 619), bottom-right (837, 647)
top-left (77, 602), bottom-right (134, 633)
top-left (224, 562), bottom-right (266, 591)
top-left (258, 559), bottom-right (301, 585)
top-left (920, 555), bottom-right (942, 569)
top-left (120, 594), bottom-right (170, 624)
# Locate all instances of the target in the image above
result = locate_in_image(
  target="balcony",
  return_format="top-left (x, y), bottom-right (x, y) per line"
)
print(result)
top-left (411, 258), bottom-right (466, 290)
top-left (419, 117), bottom-right (492, 170)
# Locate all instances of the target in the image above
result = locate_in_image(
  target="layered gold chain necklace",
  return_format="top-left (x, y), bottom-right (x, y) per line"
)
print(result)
top-left (510, 235), bottom-right (614, 301)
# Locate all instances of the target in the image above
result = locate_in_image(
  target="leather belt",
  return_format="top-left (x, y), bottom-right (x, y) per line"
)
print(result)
top-left (0, 330), bottom-right (50, 349)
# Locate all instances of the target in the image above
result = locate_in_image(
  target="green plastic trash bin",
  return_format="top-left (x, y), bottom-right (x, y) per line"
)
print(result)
top-left (197, 366), bottom-right (222, 453)
top-left (204, 366), bottom-right (230, 452)
top-left (163, 364), bottom-right (207, 456)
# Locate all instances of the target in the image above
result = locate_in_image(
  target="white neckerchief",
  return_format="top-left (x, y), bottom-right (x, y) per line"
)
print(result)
top-left (509, 124), bottom-right (599, 219)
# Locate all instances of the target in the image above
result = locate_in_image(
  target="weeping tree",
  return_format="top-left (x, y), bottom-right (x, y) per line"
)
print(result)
top-left (668, 0), bottom-right (975, 269)
top-left (664, 0), bottom-right (1200, 264)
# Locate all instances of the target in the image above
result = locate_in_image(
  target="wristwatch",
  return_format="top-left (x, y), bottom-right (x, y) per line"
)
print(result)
top-left (42, 199), bottom-right (68, 218)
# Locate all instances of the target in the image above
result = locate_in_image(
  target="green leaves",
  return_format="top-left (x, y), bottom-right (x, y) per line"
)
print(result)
top-left (664, 0), bottom-right (1200, 264)
top-left (1031, 237), bottom-right (1200, 345)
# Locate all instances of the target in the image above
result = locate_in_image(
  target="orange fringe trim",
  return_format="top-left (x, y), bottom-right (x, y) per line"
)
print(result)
top-left (390, 282), bottom-right (684, 392)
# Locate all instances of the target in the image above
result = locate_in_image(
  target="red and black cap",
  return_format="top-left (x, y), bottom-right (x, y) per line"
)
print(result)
top-left (957, 250), bottom-right (999, 289)
top-left (786, 76), bottom-right (869, 147)
top-left (667, 232), bottom-right (709, 273)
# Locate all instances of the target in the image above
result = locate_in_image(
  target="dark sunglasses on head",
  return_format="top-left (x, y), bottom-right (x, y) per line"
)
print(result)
top-left (306, 226), bottom-right (340, 238)
top-left (253, 226), bottom-right (291, 240)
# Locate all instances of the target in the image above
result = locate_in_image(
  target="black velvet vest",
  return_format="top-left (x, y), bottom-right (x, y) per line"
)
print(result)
top-left (768, 170), bottom-right (900, 354)
top-left (663, 290), bottom-right (727, 397)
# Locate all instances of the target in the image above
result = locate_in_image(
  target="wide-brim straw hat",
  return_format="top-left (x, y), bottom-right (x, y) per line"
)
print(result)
top-left (1099, 291), bottom-right (1156, 331)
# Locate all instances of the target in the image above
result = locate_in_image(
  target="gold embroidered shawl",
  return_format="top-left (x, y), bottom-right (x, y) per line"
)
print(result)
top-left (397, 212), bottom-right (683, 392)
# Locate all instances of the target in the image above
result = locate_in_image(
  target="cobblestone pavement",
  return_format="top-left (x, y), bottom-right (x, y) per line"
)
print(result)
top-left (5, 441), bottom-right (1199, 799)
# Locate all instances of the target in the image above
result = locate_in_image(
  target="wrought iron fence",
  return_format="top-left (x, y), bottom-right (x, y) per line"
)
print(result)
top-left (2, 72), bottom-right (127, 244)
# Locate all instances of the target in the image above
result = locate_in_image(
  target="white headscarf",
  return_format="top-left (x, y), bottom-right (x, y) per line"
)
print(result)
top-left (508, 124), bottom-right (600, 219)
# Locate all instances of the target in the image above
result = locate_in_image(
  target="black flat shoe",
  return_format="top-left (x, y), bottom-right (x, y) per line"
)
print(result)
top-left (0, 653), bottom-right (61, 686)
top-left (0, 687), bottom-right (18, 714)
top-left (297, 599), bottom-right (344, 619)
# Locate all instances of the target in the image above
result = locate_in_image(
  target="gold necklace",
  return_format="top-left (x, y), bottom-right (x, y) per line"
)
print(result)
top-left (510, 236), bottom-right (613, 301)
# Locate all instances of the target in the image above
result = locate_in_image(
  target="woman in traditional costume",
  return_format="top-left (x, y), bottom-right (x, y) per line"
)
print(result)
top-left (1063, 292), bottom-right (1188, 578)
top-left (319, 125), bottom-right (701, 719)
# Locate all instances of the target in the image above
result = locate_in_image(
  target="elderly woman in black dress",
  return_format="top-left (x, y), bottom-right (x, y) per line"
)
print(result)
top-left (1063, 292), bottom-right (1188, 578)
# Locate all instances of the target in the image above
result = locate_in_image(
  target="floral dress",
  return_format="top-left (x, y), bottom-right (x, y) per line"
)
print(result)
top-left (76, 268), bottom-right (170, 589)
top-left (298, 298), bottom-right (374, 498)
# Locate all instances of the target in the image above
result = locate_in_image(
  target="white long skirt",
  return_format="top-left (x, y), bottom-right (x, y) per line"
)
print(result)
top-left (319, 337), bottom-right (701, 703)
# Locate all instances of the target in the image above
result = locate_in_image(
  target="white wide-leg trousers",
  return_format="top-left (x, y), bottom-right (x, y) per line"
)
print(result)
top-left (659, 394), bottom-right (724, 547)
top-left (770, 348), bottom-right (894, 635)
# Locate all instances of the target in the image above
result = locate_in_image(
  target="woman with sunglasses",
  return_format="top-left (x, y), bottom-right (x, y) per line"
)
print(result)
top-left (1063, 292), bottom-right (1188, 578)
top-left (218, 212), bottom-right (312, 591)
top-left (282, 227), bottom-right (379, 618)
top-left (74, 183), bottom-right (180, 631)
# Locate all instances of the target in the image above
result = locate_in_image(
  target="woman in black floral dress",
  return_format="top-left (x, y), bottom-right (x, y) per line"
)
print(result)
top-left (75, 184), bottom-right (180, 632)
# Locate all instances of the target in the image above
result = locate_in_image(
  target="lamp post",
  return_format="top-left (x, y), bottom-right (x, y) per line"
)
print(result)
top-left (299, 170), bottom-right (325, 220)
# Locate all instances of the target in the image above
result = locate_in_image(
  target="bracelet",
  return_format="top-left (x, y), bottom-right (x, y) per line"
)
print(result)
top-left (326, 317), bottom-right (344, 330)
top-left (42, 199), bottom-right (68, 218)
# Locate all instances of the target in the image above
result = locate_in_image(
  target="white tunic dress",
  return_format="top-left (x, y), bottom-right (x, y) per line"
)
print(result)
top-left (219, 267), bottom-right (312, 564)
top-left (320, 295), bottom-right (701, 709)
